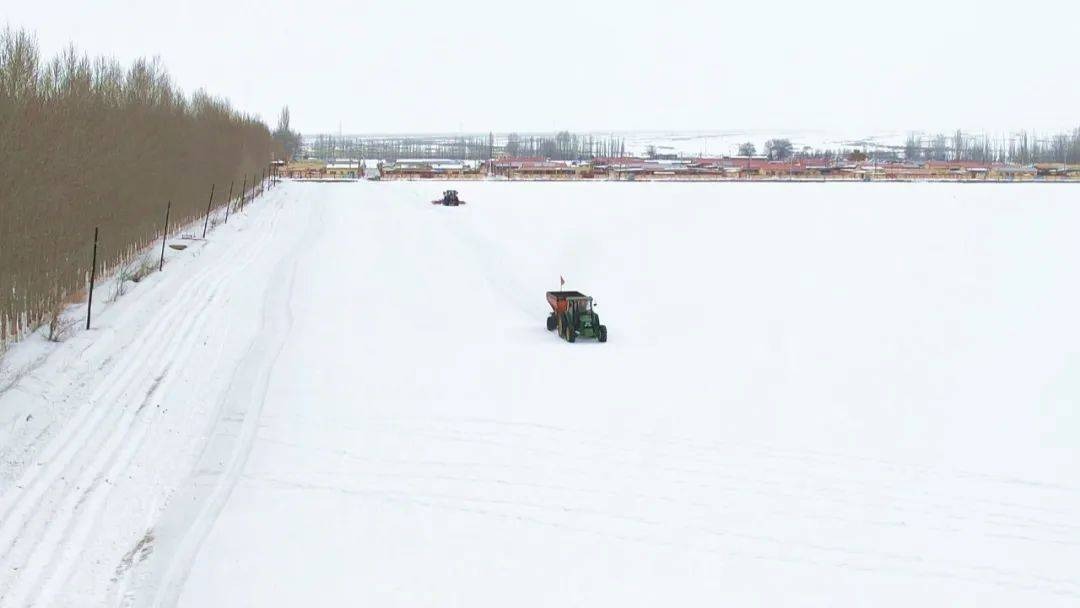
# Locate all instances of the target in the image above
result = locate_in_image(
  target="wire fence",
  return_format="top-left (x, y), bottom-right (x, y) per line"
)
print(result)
top-left (0, 28), bottom-right (282, 346)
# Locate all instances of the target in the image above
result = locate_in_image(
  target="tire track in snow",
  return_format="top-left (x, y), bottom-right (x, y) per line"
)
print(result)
top-left (240, 473), bottom-right (1080, 599)
top-left (1, 277), bottom-right (226, 600)
top-left (0, 194), bottom-right (290, 606)
top-left (253, 411), bottom-right (1080, 542)
top-left (243, 411), bottom-right (1080, 599)
top-left (136, 193), bottom-right (323, 608)
top-left (18, 203), bottom-right (290, 606)
top-left (2, 237), bottom-right (271, 603)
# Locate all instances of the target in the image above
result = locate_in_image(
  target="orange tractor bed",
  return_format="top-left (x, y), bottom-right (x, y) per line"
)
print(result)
top-left (546, 290), bottom-right (586, 314)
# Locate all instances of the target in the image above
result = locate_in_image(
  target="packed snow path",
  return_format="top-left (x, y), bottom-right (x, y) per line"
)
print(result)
top-left (1, 181), bottom-right (1079, 606)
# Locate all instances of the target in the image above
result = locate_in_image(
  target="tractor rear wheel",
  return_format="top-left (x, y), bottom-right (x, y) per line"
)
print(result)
top-left (567, 330), bottom-right (576, 343)
top-left (598, 325), bottom-right (607, 343)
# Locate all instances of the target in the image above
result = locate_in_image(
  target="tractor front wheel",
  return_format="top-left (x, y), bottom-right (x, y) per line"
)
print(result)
top-left (598, 325), bottom-right (607, 343)
top-left (567, 329), bottom-right (576, 343)
top-left (547, 315), bottom-right (556, 331)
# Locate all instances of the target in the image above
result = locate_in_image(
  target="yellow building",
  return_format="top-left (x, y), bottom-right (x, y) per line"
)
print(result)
top-left (281, 160), bottom-right (327, 179)
top-left (324, 160), bottom-right (362, 179)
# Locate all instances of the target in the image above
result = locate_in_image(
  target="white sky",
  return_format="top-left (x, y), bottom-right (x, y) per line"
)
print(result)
top-left (6, 0), bottom-right (1078, 135)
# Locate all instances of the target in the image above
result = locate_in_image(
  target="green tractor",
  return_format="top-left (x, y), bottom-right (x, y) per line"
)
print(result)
top-left (546, 291), bottom-right (608, 343)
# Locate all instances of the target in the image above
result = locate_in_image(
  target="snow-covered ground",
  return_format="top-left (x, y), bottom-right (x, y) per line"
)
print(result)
top-left (1, 181), bottom-right (1079, 607)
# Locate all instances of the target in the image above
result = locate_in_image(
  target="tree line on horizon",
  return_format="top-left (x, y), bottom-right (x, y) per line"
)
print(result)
top-left (0, 27), bottom-right (282, 345)
top-left (737, 129), bottom-right (1080, 164)
top-left (303, 131), bottom-right (627, 162)
top-left (899, 129), bottom-right (1080, 164)
top-left (303, 128), bottom-right (1080, 166)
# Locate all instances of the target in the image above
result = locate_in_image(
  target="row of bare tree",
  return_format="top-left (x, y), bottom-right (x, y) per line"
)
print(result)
top-left (305, 133), bottom-right (487, 161)
top-left (0, 28), bottom-right (282, 344)
top-left (903, 129), bottom-right (1080, 164)
top-left (504, 132), bottom-right (626, 160)
top-left (305, 131), bottom-right (627, 162)
top-left (730, 129), bottom-right (1080, 164)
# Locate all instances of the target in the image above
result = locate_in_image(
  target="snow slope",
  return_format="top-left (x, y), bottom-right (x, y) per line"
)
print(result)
top-left (0, 186), bottom-right (311, 606)
top-left (2, 181), bottom-right (1079, 606)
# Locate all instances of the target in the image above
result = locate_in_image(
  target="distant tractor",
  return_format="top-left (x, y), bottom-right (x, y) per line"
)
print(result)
top-left (546, 291), bottom-right (607, 343)
top-left (432, 190), bottom-right (465, 206)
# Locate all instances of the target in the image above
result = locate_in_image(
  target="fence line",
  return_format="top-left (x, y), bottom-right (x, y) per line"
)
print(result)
top-left (0, 29), bottom-right (282, 347)
top-left (2, 167), bottom-right (276, 347)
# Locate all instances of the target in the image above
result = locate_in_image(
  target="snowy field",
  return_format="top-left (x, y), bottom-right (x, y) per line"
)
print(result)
top-left (1, 181), bottom-right (1079, 606)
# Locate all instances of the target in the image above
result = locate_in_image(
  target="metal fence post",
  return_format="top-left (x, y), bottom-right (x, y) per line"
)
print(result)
top-left (224, 181), bottom-right (234, 224)
top-left (201, 183), bottom-right (216, 238)
top-left (159, 201), bottom-right (171, 271)
top-left (87, 226), bottom-right (99, 330)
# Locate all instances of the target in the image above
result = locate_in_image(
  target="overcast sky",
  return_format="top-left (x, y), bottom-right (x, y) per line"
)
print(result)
top-left (6, 0), bottom-right (1078, 135)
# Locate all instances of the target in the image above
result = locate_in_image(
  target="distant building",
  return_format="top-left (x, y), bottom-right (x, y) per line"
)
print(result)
top-left (381, 159), bottom-right (483, 179)
top-left (280, 160), bottom-right (326, 179)
top-left (492, 158), bottom-right (590, 179)
top-left (325, 160), bottom-right (362, 179)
